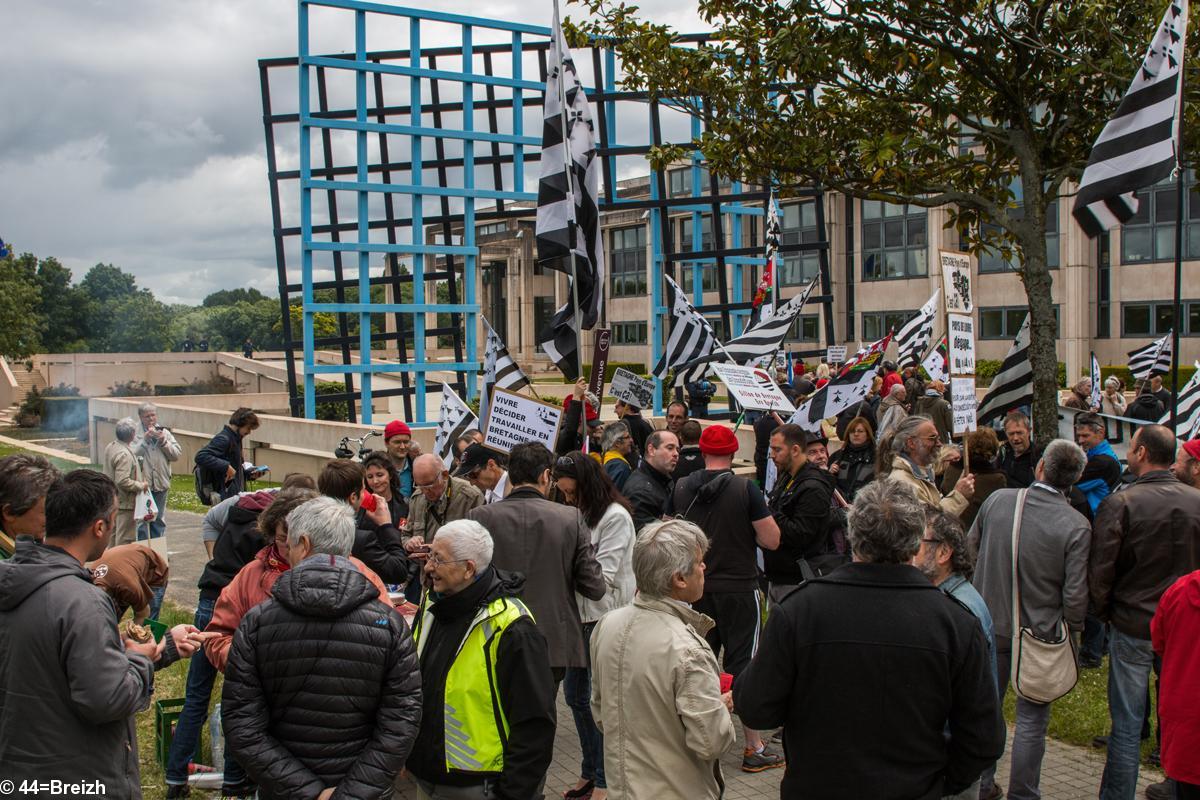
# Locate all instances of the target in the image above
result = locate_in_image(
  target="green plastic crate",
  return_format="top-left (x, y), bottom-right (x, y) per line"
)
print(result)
top-left (154, 697), bottom-right (186, 769)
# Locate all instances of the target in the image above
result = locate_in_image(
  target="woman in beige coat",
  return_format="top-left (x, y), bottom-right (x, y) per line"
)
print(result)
top-left (590, 519), bottom-right (736, 800)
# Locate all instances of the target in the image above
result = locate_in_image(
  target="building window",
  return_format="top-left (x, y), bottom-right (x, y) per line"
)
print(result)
top-left (610, 226), bottom-right (648, 298)
top-left (676, 215), bottom-right (717, 293)
top-left (861, 200), bottom-right (927, 280)
top-left (861, 310), bottom-right (916, 343)
top-left (972, 200), bottom-right (1061, 272)
top-left (1098, 233), bottom-right (1112, 338)
top-left (668, 166), bottom-right (731, 197)
top-left (533, 296), bottom-right (556, 353)
top-left (1121, 301), bottom-right (1200, 336)
top-left (779, 202), bottom-right (821, 285)
top-left (979, 305), bottom-right (1058, 339)
top-left (612, 321), bottom-right (647, 345)
top-left (477, 221), bottom-right (508, 237)
top-left (1120, 172), bottom-right (1200, 264)
top-left (784, 313), bottom-right (820, 343)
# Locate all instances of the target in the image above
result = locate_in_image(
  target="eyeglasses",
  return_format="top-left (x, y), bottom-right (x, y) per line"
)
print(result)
top-left (426, 554), bottom-right (470, 568)
top-left (414, 474), bottom-right (447, 491)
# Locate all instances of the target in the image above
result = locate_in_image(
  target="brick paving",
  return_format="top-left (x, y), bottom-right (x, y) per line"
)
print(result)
top-left (163, 509), bottom-right (1166, 800)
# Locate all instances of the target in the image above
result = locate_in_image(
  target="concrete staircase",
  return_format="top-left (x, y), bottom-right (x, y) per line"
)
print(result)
top-left (1, 362), bottom-right (45, 424)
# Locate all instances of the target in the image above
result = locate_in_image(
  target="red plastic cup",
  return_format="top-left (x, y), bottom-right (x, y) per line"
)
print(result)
top-left (719, 672), bottom-right (734, 693)
top-left (360, 492), bottom-right (377, 513)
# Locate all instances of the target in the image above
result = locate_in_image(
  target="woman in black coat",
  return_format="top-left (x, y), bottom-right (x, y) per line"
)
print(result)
top-left (829, 416), bottom-right (876, 502)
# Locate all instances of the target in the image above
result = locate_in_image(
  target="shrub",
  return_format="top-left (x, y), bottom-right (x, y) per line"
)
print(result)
top-left (19, 384), bottom-right (81, 418)
top-left (302, 380), bottom-right (350, 422)
top-left (1100, 365), bottom-right (1196, 392)
top-left (109, 380), bottom-right (154, 397)
top-left (155, 375), bottom-right (239, 396)
top-left (975, 361), bottom-right (1066, 388)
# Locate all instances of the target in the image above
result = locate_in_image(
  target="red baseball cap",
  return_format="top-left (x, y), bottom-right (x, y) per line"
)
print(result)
top-left (384, 420), bottom-right (412, 441)
top-left (1183, 438), bottom-right (1200, 461)
top-left (699, 425), bottom-right (739, 456)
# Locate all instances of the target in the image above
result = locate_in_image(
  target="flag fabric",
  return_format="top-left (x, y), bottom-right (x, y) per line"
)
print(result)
top-left (749, 193), bottom-right (781, 327)
top-left (1159, 361), bottom-right (1200, 439)
top-left (894, 291), bottom-right (939, 369)
top-left (481, 317), bottom-right (531, 425)
top-left (0, 237), bottom-right (9, 259)
top-left (787, 333), bottom-right (893, 432)
top-left (1128, 332), bottom-right (1173, 380)
top-left (1090, 353), bottom-right (1103, 410)
top-left (434, 386), bottom-right (478, 469)
top-left (653, 274), bottom-right (721, 387)
top-left (535, 2), bottom-right (605, 377)
top-left (682, 278), bottom-right (819, 372)
top-left (921, 335), bottom-right (949, 383)
top-left (1072, 0), bottom-right (1188, 236)
top-left (976, 315), bottom-right (1033, 427)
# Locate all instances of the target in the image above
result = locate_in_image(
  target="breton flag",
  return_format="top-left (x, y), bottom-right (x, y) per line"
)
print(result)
top-left (653, 274), bottom-right (722, 387)
top-left (481, 317), bottom-right (531, 425)
top-left (976, 315), bottom-right (1033, 427)
top-left (748, 192), bottom-right (781, 328)
top-left (434, 386), bottom-right (478, 469)
top-left (681, 277), bottom-right (819, 371)
top-left (1159, 361), bottom-right (1200, 439)
top-left (894, 291), bottom-right (940, 369)
top-left (1128, 332), bottom-right (1174, 380)
top-left (921, 335), bottom-right (950, 383)
top-left (1091, 353), bottom-right (1104, 410)
top-left (535, 1), bottom-right (605, 377)
top-left (788, 333), bottom-right (892, 432)
top-left (1072, 0), bottom-right (1188, 236)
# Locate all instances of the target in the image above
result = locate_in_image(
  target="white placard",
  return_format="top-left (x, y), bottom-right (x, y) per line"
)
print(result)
top-left (826, 345), bottom-right (847, 364)
top-left (711, 363), bottom-right (796, 413)
top-left (483, 387), bottom-right (563, 454)
top-left (947, 314), bottom-right (976, 375)
top-left (609, 367), bottom-right (655, 409)
top-left (940, 250), bottom-right (974, 314)
top-left (951, 377), bottom-right (978, 434)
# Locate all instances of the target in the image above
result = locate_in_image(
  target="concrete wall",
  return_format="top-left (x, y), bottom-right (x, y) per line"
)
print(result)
top-left (34, 353), bottom-right (220, 396)
top-left (215, 353), bottom-right (289, 394)
top-left (0, 357), bottom-right (17, 410)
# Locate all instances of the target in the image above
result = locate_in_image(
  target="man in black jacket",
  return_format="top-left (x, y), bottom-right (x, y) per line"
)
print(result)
top-left (764, 424), bottom-right (836, 596)
top-left (615, 399), bottom-right (654, 460)
top-left (194, 407), bottom-right (260, 502)
top-left (673, 419), bottom-right (705, 480)
top-left (318, 459), bottom-right (411, 585)
top-left (735, 478), bottom-right (1005, 799)
top-left (408, 519), bottom-right (557, 799)
top-left (623, 430), bottom-right (679, 530)
top-left (223, 497), bottom-right (421, 800)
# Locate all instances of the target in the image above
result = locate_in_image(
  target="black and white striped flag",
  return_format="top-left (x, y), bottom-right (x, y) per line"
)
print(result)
top-left (654, 275), bottom-right (721, 387)
top-left (535, 2), bottom-right (605, 377)
top-left (682, 278), bottom-right (819, 372)
top-left (1159, 361), bottom-right (1200, 439)
top-left (1072, 0), bottom-right (1188, 236)
top-left (787, 333), bottom-right (892, 432)
top-left (481, 317), bottom-right (531, 425)
top-left (1091, 352), bottom-right (1103, 410)
top-left (921, 335), bottom-right (949, 383)
top-left (977, 315), bottom-right (1032, 427)
top-left (1128, 332), bottom-right (1173, 380)
top-left (435, 386), bottom-right (478, 469)
top-left (894, 291), bottom-right (939, 369)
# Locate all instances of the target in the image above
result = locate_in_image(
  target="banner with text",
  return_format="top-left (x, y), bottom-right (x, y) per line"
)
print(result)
top-left (951, 377), bottom-right (978, 434)
top-left (609, 367), bottom-right (655, 409)
top-left (940, 250), bottom-right (974, 314)
top-left (711, 363), bottom-right (796, 413)
top-left (483, 387), bottom-right (564, 454)
top-left (947, 314), bottom-right (976, 375)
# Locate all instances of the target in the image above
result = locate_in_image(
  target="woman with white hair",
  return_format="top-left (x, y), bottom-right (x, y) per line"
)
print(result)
top-left (101, 416), bottom-right (148, 546)
top-left (589, 519), bottom-right (736, 799)
top-left (1101, 376), bottom-right (1127, 417)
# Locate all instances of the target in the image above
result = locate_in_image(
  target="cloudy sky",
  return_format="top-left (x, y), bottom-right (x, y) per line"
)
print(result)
top-left (0, 0), bottom-right (705, 305)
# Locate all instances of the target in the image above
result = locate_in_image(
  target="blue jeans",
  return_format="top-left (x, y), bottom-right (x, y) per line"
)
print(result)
top-left (1099, 628), bottom-right (1155, 800)
top-left (149, 585), bottom-right (165, 621)
top-left (137, 489), bottom-right (169, 541)
top-left (1081, 613), bottom-right (1108, 663)
top-left (164, 598), bottom-right (246, 786)
top-left (563, 622), bottom-right (605, 788)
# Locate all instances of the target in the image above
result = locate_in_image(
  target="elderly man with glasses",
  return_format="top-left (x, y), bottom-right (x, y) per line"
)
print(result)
top-left (403, 453), bottom-right (484, 559)
top-left (406, 519), bottom-right (558, 800)
top-left (880, 415), bottom-right (974, 517)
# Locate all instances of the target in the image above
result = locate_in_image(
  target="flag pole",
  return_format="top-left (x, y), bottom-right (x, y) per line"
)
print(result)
top-left (552, 0), bottom-right (585, 382)
top-left (1171, 170), bottom-right (1184, 425)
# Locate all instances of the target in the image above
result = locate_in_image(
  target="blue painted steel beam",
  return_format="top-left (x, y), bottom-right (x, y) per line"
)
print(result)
top-left (307, 179), bottom-right (537, 202)
top-left (307, 241), bottom-right (478, 256)
top-left (309, 362), bottom-right (480, 374)
top-left (462, 23), bottom-right (478, 403)
top-left (355, 7), bottom-right (373, 423)
top-left (304, 54), bottom-right (546, 93)
top-left (302, 0), bottom-right (551, 36)
top-left (299, 0), bottom-right (317, 419)
top-left (299, 116), bottom-right (541, 147)
top-left (309, 303), bottom-right (481, 314)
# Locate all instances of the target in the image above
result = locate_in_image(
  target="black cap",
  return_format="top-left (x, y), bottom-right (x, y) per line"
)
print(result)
top-left (453, 442), bottom-right (498, 477)
top-left (805, 430), bottom-right (829, 447)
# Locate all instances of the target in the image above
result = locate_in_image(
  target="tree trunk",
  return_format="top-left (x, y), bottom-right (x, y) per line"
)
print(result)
top-left (1015, 197), bottom-right (1060, 446)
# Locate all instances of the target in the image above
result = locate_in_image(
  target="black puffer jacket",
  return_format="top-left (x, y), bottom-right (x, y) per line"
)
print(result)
top-left (223, 555), bottom-right (421, 800)
top-left (195, 424), bottom-right (247, 500)
top-left (1126, 392), bottom-right (1165, 422)
top-left (352, 520), bottom-right (411, 585)
top-left (764, 464), bottom-right (836, 583)
top-left (830, 442), bottom-right (876, 502)
top-left (623, 461), bottom-right (673, 530)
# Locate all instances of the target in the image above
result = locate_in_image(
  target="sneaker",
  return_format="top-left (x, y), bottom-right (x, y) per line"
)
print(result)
top-left (165, 786), bottom-right (190, 800)
top-left (1148, 747), bottom-right (1161, 767)
top-left (770, 728), bottom-right (784, 744)
top-left (1080, 655), bottom-right (1103, 669)
top-left (1145, 779), bottom-right (1175, 800)
top-left (979, 783), bottom-right (1003, 800)
top-left (1092, 735), bottom-right (1109, 748)
top-left (741, 745), bottom-right (786, 773)
top-left (219, 781), bottom-right (258, 799)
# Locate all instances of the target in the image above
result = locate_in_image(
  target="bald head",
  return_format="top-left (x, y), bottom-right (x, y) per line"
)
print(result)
top-left (413, 453), bottom-right (444, 484)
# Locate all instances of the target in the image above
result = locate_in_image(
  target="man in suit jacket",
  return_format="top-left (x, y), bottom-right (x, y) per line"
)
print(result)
top-left (469, 441), bottom-right (605, 678)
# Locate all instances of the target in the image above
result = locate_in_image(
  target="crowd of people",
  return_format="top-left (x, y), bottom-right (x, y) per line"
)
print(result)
top-left (2, 372), bottom-right (1200, 800)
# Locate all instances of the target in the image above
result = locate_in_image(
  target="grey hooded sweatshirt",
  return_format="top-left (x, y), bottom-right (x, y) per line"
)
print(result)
top-left (0, 539), bottom-right (156, 796)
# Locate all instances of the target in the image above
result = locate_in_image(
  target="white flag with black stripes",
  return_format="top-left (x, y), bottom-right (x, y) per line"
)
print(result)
top-left (1159, 361), bottom-right (1200, 439)
top-left (976, 315), bottom-right (1032, 427)
top-left (1127, 332), bottom-right (1173, 380)
top-left (653, 275), bottom-right (721, 387)
top-left (435, 387), bottom-right (478, 469)
top-left (894, 291), bottom-right (939, 369)
top-left (1072, 0), bottom-right (1188, 235)
top-left (481, 317), bottom-right (531, 425)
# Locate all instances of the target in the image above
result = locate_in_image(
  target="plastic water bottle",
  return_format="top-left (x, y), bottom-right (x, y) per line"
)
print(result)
top-left (209, 703), bottom-right (224, 771)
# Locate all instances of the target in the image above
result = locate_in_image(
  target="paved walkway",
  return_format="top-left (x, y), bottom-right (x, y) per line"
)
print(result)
top-left (161, 507), bottom-right (1165, 800)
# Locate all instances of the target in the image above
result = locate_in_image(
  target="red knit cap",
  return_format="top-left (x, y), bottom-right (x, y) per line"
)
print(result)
top-left (384, 420), bottom-right (412, 441)
top-left (699, 425), bottom-right (739, 456)
top-left (1184, 438), bottom-right (1200, 461)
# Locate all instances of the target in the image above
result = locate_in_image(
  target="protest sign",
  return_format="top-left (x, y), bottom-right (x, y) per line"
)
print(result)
top-left (826, 345), bottom-right (847, 364)
top-left (947, 314), bottom-right (976, 375)
top-left (587, 328), bottom-right (611, 399)
top-left (951, 377), bottom-right (978, 434)
top-left (711, 363), bottom-right (796, 413)
top-left (940, 250), bottom-right (973, 314)
top-left (483, 387), bottom-right (563, 454)
top-left (609, 367), bottom-right (655, 409)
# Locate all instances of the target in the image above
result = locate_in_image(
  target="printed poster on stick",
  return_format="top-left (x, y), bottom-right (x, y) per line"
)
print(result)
top-left (951, 377), bottom-right (978, 434)
top-left (483, 387), bottom-right (563, 454)
top-left (587, 328), bottom-right (612, 399)
top-left (609, 367), bottom-right (655, 410)
top-left (947, 314), bottom-right (976, 375)
top-left (711, 363), bottom-right (796, 413)
top-left (940, 250), bottom-right (974, 314)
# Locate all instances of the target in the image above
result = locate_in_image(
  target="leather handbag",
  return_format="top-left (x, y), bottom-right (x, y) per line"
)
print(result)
top-left (1010, 488), bottom-right (1079, 704)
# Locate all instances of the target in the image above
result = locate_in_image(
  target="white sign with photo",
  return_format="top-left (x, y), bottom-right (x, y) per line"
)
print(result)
top-left (711, 363), bottom-right (796, 413)
top-left (483, 388), bottom-right (563, 454)
top-left (940, 250), bottom-right (974, 314)
top-left (947, 314), bottom-right (976, 375)
top-left (951, 377), bottom-right (978, 434)
top-left (609, 367), bottom-right (655, 410)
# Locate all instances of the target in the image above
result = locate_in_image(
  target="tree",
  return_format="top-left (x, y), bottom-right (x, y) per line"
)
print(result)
top-left (202, 287), bottom-right (268, 308)
top-left (100, 291), bottom-right (173, 352)
top-left (0, 253), bottom-right (42, 359)
top-left (33, 257), bottom-right (88, 352)
top-left (79, 263), bottom-right (137, 303)
top-left (580, 0), bottom-right (1199, 441)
